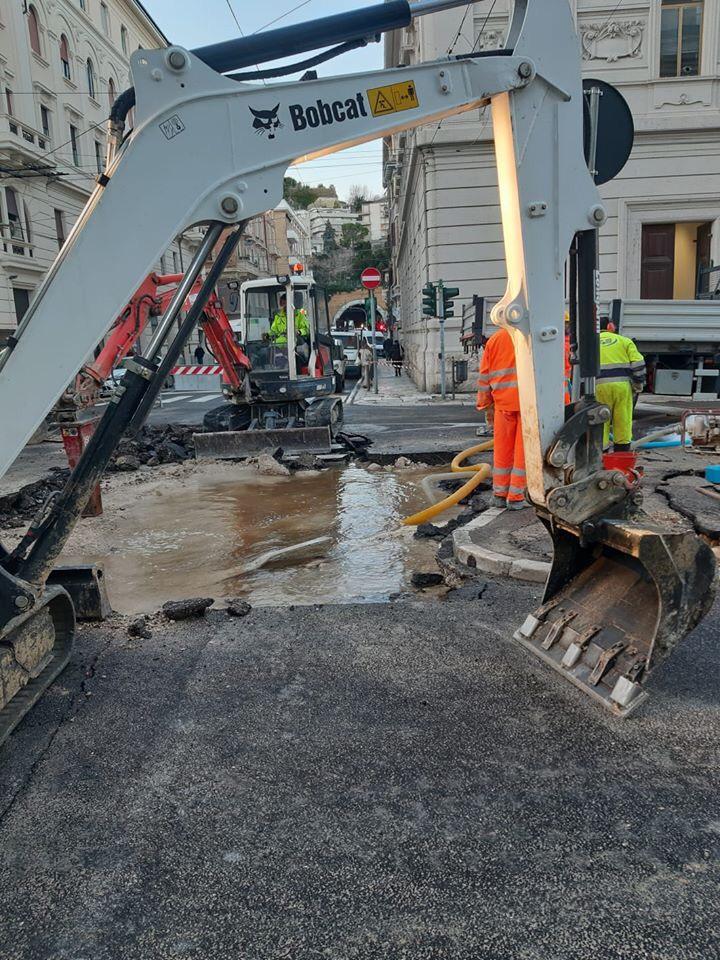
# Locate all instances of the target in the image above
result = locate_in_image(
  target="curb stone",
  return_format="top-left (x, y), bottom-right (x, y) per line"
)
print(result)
top-left (452, 507), bottom-right (551, 584)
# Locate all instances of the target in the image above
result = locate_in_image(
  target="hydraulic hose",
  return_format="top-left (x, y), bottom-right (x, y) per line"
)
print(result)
top-left (402, 441), bottom-right (493, 526)
top-left (632, 423), bottom-right (684, 449)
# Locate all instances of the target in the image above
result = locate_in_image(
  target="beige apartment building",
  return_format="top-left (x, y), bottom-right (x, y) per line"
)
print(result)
top-left (0, 0), bottom-right (198, 341)
top-left (359, 197), bottom-right (389, 244)
top-left (385, 1), bottom-right (720, 391)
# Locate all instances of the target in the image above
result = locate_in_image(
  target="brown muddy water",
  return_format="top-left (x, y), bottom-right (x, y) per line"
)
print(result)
top-left (60, 464), bottom-right (451, 614)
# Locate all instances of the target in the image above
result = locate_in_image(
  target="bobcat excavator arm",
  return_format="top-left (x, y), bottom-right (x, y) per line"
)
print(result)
top-left (0, 0), bottom-right (713, 738)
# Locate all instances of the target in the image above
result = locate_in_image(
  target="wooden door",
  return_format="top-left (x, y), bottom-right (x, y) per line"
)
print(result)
top-left (641, 223), bottom-right (675, 300)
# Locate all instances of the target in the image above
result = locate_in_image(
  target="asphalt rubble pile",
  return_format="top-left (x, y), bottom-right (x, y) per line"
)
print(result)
top-left (107, 424), bottom-right (196, 472)
top-left (0, 466), bottom-right (70, 529)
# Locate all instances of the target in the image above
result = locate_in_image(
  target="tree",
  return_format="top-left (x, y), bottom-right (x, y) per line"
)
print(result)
top-left (348, 183), bottom-right (369, 213)
top-left (352, 239), bottom-right (390, 280)
top-left (340, 222), bottom-right (369, 249)
top-left (283, 178), bottom-right (338, 209)
top-left (322, 220), bottom-right (338, 254)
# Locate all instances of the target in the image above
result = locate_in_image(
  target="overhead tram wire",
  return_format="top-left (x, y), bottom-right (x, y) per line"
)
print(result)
top-left (428, 0), bottom-right (495, 147)
top-left (254, 0), bottom-right (314, 34)
top-left (223, 0), bottom-right (267, 85)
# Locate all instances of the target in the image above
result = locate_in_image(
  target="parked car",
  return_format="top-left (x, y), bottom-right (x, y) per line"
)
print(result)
top-left (331, 330), bottom-right (362, 379)
top-left (331, 340), bottom-right (347, 393)
top-left (102, 367), bottom-right (127, 394)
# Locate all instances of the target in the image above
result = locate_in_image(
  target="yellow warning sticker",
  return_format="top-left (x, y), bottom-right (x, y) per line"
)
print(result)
top-left (367, 80), bottom-right (419, 118)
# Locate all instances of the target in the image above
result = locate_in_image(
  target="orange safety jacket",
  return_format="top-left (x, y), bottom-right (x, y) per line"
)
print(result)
top-left (476, 328), bottom-right (520, 412)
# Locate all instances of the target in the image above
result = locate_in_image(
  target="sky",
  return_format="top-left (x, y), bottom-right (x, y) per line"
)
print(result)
top-left (143, 0), bottom-right (386, 200)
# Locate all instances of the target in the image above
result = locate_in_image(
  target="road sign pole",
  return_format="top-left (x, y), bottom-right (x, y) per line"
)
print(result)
top-left (370, 290), bottom-right (378, 394)
top-left (360, 267), bottom-right (382, 395)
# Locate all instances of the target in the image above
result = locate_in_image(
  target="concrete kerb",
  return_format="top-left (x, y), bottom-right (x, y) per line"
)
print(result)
top-left (452, 507), bottom-right (551, 584)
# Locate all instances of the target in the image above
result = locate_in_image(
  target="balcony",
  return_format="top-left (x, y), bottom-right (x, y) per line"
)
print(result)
top-left (0, 221), bottom-right (34, 259)
top-left (0, 113), bottom-right (57, 172)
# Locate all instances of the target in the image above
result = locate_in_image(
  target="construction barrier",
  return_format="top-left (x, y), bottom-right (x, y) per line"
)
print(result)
top-left (170, 364), bottom-right (223, 392)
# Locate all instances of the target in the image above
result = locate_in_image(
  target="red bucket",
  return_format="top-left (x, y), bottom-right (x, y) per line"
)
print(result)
top-left (603, 451), bottom-right (641, 480)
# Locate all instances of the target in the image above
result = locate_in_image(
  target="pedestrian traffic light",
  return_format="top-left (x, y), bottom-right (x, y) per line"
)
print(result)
top-left (442, 286), bottom-right (460, 319)
top-left (422, 282), bottom-right (437, 317)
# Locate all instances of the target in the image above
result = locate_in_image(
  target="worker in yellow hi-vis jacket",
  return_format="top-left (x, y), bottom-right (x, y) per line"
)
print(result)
top-left (596, 317), bottom-right (646, 451)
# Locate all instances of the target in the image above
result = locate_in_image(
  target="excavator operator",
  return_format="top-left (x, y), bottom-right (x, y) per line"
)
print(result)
top-left (269, 293), bottom-right (309, 345)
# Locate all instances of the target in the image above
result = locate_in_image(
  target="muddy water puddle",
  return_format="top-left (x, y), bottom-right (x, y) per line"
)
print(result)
top-left (62, 465), bottom-right (449, 614)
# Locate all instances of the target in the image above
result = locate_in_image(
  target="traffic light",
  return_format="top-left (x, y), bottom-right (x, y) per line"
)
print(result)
top-left (442, 286), bottom-right (460, 319)
top-left (364, 297), bottom-right (373, 322)
top-left (422, 282), bottom-right (437, 317)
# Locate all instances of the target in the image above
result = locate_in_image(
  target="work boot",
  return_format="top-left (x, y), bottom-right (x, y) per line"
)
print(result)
top-left (506, 499), bottom-right (531, 511)
top-left (493, 496), bottom-right (507, 509)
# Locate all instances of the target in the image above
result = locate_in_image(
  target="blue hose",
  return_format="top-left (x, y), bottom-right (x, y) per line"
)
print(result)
top-left (639, 436), bottom-right (691, 449)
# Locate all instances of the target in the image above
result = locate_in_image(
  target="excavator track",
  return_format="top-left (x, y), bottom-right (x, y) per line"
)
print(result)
top-left (0, 587), bottom-right (75, 746)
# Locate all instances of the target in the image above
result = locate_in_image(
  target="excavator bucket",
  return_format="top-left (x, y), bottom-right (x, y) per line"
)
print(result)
top-left (194, 427), bottom-right (333, 459)
top-left (514, 518), bottom-right (716, 716)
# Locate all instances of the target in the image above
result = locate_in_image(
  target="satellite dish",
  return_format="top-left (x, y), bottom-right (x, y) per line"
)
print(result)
top-left (582, 78), bottom-right (634, 185)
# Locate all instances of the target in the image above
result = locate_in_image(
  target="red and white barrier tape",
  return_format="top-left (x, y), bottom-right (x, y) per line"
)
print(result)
top-left (170, 365), bottom-right (223, 375)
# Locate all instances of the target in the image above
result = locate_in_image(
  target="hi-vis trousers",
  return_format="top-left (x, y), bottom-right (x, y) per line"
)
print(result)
top-left (596, 380), bottom-right (633, 448)
top-left (494, 410), bottom-right (526, 503)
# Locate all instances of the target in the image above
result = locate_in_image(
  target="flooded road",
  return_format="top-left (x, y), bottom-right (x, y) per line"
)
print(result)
top-left (61, 464), bottom-right (447, 614)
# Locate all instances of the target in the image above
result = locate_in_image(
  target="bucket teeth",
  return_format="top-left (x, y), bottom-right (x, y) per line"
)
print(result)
top-left (512, 516), bottom-right (716, 718)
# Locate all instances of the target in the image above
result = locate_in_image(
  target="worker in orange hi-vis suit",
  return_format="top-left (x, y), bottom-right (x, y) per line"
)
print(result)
top-left (476, 327), bottom-right (528, 510)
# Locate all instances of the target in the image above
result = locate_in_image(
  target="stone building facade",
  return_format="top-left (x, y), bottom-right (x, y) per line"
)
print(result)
top-left (385, 0), bottom-right (720, 391)
top-left (0, 0), bottom-right (198, 341)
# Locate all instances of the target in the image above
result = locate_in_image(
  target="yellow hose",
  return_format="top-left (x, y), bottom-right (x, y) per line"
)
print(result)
top-left (402, 440), bottom-right (493, 526)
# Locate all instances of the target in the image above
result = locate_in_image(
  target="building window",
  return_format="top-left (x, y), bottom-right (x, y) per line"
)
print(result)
top-left (60, 35), bottom-right (71, 80)
top-left (23, 201), bottom-right (33, 256)
top-left (40, 105), bottom-right (51, 138)
top-left (100, 2), bottom-right (110, 35)
top-left (5, 187), bottom-right (25, 254)
top-left (5, 88), bottom-right (13, 117)
top-left (86, 59), bottom-right (96, 99)
top-left (69, 124), bottom-right (79, 165)
top-left (13, 288), bottom-right (31, 322)
top-left (28, 5), bottom-right (41, 56)
top-left (640, 220), bottom-right (713, 300)
top-left (54, 209), bottom-right (66, 249)
top-left (79, 0), bottom-right (86, 11)
top-left (95, 140), bottom-right (104, 174)
top-left (160, 253), bottom-right (167, 274)
top-left (172, 251), bottom-right (178, 272)
top-left (660, 1), bottom-right (703, 77)
top-left (120, 25), bottom-right (128, 55)
top-left (108, 77), bottom-right (116, 110)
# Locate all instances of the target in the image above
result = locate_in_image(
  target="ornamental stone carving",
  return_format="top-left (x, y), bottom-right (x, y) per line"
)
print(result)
top-left (475, 29), bottom-right (505, 52)
top-left (581, 20), bottom-right (643, 63)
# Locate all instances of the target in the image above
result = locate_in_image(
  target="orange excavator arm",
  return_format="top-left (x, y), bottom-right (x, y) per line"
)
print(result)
top-left (72, 273), bottom-right (203, 408)
top-left (200, 293), bottom-right (252, 399)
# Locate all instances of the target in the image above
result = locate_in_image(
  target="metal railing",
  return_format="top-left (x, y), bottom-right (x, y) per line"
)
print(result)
top-left (697, 264), bottom-right (720, 300)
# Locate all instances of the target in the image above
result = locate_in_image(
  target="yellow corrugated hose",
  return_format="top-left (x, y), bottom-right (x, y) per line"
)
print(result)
top-left (402, 441), bottom-right (494, 526)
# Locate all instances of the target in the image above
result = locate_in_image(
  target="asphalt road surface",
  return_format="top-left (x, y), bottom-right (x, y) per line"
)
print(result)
top-left (0, 586), bottom-right (717, 959)
top-left (126, 387), bottom-right (484, 457)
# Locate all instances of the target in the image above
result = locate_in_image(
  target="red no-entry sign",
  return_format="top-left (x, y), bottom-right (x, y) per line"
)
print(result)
top-left (361, 267), bottom-right (382, 290)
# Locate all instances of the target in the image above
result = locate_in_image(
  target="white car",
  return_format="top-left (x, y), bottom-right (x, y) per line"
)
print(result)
top-left (331, 330), bottom-right (361, 378)
top-left (102, 367), bottom-right (127, 393)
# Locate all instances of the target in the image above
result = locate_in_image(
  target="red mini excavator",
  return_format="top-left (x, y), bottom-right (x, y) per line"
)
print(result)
top-left (57, 273), bottom-right (251, 513)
